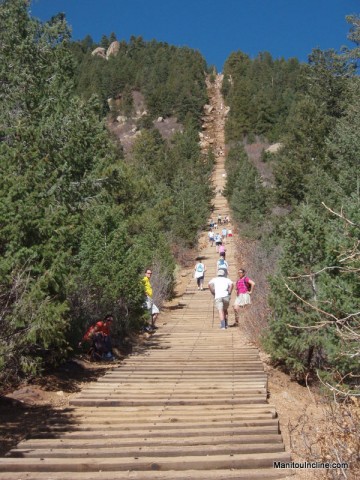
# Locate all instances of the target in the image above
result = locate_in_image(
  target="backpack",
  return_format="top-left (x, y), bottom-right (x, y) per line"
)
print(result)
top-left (196, 263), bottom-right (204, 272)
top-left (218, 258), bottom-right (226, 267)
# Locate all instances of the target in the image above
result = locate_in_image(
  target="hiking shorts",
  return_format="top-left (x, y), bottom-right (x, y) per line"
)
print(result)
top-left (234, 293), bottom-right (251, 306)
top-left (215, 296), bottom-right (230, 311)
top-left (152, 303), bottom-right (160, 315)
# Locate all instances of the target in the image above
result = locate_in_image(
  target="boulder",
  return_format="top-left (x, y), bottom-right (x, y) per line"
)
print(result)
top-left (106, 41), bottom-right (120, 59)
top-left (157, 116), bottom-right (164, 123)
top-left (91, 47), bottom-right (106, 59)
top-left (116, 115), bottom-right (127, 124)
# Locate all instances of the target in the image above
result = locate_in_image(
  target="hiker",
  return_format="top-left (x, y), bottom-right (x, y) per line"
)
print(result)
top-left (209, 219), bottom-right (215, 229)
top-left (142, 268), bottom-right (160, 331)
top-left (231, 269), bottom-right (255, 327)
top-left (208, 229), bottom-right (215, 247)
top-left (208, 269), bottom-right (233, 329)
top-left (218, 243), bottom-right (226, 258)
top-left (194, 259), bottom-right (206, 290)
top-left (214, 233), bottom-right (222, 252)
top-left (217, 254), bottom-right (229, 277)
top-left (228, 228), bottom-right (233, 238)
top-left (78, 314), bottom-right (114, 360)
top-left (221, 227), bottom-right (227, 240)
top-left (217, 214), bottom-right (222, 225)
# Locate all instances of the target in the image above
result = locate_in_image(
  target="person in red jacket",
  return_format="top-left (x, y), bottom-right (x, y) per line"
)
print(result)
top-left (79, 314), bottom-right (114, 359)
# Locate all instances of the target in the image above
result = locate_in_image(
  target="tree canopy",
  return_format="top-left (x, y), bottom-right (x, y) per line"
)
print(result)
top-left (0, 0), bottom-right (212, 384)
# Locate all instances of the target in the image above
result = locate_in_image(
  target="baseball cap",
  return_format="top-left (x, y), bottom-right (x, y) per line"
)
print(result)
top-left (217, 269), bottom-right (225, 276)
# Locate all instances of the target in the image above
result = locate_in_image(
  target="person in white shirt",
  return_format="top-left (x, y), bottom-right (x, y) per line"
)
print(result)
top-left (208, 229), bottom-right (215, 247)
top-left (194, 259), bottom-right (206, 291)
top-left (208, 270), bottom-right (234, 329)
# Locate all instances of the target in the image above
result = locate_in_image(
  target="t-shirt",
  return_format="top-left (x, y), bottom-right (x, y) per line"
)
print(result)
top-left (208, 276), bottom-right (233, 299)
top-left (236, 277), bottom-right (251, 294)
top-left (142, 276), bottom-right (153, 297)
top-left (219, 245), bottom-right (226, 254)
top-left (195, 262), bottom-right (205, 278)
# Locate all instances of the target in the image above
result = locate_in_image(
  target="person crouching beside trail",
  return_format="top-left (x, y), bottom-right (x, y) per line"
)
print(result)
top-left (231, 269), bottom-right (255, 327)
top-left (78, 315), bottom-right (114, 360)
top-left (208, 269), bottom-right (233, 329)
top-left (142, 268), bottom-right (160, 332)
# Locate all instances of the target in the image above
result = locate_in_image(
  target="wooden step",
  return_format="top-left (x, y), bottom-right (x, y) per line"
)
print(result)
top-left (0, 468), bottom-right (294, 479)
top-left (0, 451), bottom-right (291, 472)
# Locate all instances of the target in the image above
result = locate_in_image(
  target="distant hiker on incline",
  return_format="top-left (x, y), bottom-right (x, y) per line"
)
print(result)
top-left (194, 258), bottom-right (206, 291)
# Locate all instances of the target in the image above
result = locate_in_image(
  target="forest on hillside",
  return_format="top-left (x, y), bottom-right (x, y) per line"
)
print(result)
top-left (222, 16), bottom-right (360, 395)
top-left (0, 0), bottom-right (213, 384)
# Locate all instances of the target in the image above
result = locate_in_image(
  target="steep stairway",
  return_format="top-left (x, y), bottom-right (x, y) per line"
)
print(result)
top-left (0, 75), bottom-right (291, 479)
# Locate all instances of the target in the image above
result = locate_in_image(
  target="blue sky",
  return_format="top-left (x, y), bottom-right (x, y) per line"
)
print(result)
top-left (30, 0), bottom-right (359, 70)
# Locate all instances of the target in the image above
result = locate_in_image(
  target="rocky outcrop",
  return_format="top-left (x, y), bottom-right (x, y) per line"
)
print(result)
top-left (91, 42), bottom-right (120, 60)
top-left (91, 47), bottom-right (106, 59)
top-left (106, 41), bottom-right (120, 59)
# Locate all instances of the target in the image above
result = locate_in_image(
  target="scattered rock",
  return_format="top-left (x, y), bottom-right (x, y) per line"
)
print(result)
top-left (116, 115), bottom-right (127, 124)
top-left (157, 116), bottom-right (164, 123)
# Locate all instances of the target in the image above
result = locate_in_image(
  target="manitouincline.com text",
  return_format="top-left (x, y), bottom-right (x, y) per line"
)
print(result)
top-left (274, 461), bottom-right (349, 470)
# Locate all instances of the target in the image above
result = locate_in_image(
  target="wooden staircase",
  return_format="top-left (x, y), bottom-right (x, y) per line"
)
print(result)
top-left (0, 274), bottom-right (291, 479)
top-left (0, 74), bottom-right (292, 478)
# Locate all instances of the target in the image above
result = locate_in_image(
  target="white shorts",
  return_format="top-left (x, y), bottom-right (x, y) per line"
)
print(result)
top-left (152, 303), bottom-right (160, 315)
top-left (234, 293), bottom-right (251, 306)
top-left (145, 297), bottom-right (159, 314)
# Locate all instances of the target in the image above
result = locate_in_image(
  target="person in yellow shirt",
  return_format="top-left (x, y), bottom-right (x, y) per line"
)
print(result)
top-left (142, 268), bottom-right (159, 331)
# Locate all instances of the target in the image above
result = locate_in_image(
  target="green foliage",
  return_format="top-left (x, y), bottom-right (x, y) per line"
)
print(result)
top-left (261, 34), bottom-right (360, 389)
top-left (224, 145), bottom-right (268, 231)
top-left (221, 20), bottom-right (360, 390)
top-left (222, 50), bottom-right (303, 142)
top-left (0, 2), bottom-right (211, 384)
top-left (73, 37), bottom-right (208, 124)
